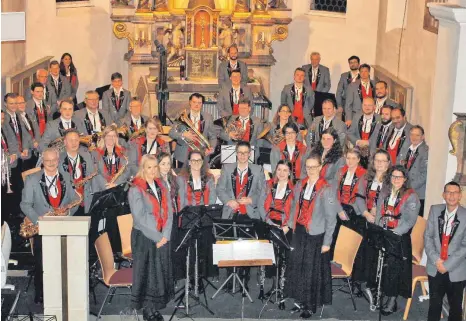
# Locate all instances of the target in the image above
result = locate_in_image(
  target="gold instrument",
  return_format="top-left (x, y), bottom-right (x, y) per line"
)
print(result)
top-left (49, 136), bottom-right (65, 151)
top-left (74, 170), bottom-right (98, 188)
top-left (109, 153), bottom-right (128, 185)
top-left (175, 109), bottom-right (211, 152)
top-left (129, 127), bottom-right (146, 140)
top-left (19, 191), bottom-right (84, 239)
top-left (225, 118), bottom-right (246, 141)
top-left (448, 119), bottom-right (464, 155)
top-left (117, 124), bottom-right (130, 139)
top-left (258, 125), bottom-right (285, 145)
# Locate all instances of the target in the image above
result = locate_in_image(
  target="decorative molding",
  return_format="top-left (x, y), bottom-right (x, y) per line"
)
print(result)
top-left (428, 2), bottom-right (466, 23)
top-left (113, 22), bottom-right (135, 53)
top-left (265, 25), bottom-right (288, 54)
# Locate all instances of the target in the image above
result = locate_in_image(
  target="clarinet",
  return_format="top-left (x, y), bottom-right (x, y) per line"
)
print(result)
top-left (278, 251), bottom-right (287, 308)
top-left (370, 216), bottom-right (388, 312)
top-left (258, 265), bottom-right (266, 300)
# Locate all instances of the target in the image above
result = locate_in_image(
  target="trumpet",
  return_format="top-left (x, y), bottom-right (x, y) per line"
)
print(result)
top-left (174, 109), bottom-right (211, 152)
top-left (1, 149), bottom-right (13, 193)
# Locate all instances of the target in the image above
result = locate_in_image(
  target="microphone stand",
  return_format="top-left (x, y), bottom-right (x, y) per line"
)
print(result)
top-left (153, 40), bottom-right (169, 125)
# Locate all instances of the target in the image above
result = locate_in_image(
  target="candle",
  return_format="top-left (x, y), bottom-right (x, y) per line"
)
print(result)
top-left (135, 29), bottom-right (139, 41)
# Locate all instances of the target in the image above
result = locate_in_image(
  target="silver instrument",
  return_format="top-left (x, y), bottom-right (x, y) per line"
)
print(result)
top-left (369, 216), bottom-right (388, 312)
top-left (258, 265), bottom-right (266, 300)
top-left (1, 149), bottom-right (13, 193)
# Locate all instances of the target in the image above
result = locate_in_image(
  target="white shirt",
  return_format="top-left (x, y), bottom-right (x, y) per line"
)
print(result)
top-left (444, 206), bottom-right (458, 235)
top-left (19, 112), bottom-right (31, 131)
top-left (237, 166), bottom-right (248, 185)
top-left (106, 153), bottom-right (116, 165)
top-left (113, 87), bottom-right (123, 98)
top-left (361, 81), bottom-right (370, 93)
top-left (146, 138), bottom-right (158, 155)
top-left (408, 141), bottom-right (423, 155)
top-left (287, 144), bottom-right (295, 160)
top-left (375, 97), bottom-right (387, 114)
top-left (274, 183), bottom-right (287, 200)
top-left (67, 153), bottom-right (81, 179)
top-left (52, 75), bottom-right (59, 87)
top-left (389, 124), bottom-right (406, 149)
top-left (303, 180), bottom-right (316, 200)
top-left (388, 190), bottom-right (398, 207)
top-left (45, 171), bottom-right (59, 198)
top-left (351, 71), bottom-right (359, 82)
top-left (131, 115), bottom-right (142, 130)
top-left (370, 180), bottom-right (382, 191)
top-left (362, 115), bottom-right (374, 133)
top-left (239, 116), bottom-right (249, 129)
top-left (322, 116), bottom-right (334, 130)
top-left (343, 170), bottom-right (355, 186)
top-left (87, 109), bottom-right (102, 132)
top-left (311, 67), bottom-right (319, 83)
top-left (229, 61), bottom-right (238, 70)
top-left (33, 98), bottom-right (43, 112)
top-left (7, 111), bottom-right (19, 133)
top-left (294, 83), bottom-right (302, 101)
top-left (232, 87), bottom-right (240, 104)
top-left (190, 112), bottom-right (201, 125)
top-left (148, 181), bottom-right (159, 201)
top-left (192, 177), bottom-right (202, 190)
top-left (60, 117), bottom-right (72, 130)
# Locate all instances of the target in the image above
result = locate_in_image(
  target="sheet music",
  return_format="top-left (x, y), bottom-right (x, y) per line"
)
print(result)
top-left (213, 240), bottom-right (275, 264)
top-left (212, 243), bottom-right (234, 264)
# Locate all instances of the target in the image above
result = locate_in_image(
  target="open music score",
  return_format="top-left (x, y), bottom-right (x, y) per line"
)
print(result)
top-left (213, 240), bottom-right (275, 267)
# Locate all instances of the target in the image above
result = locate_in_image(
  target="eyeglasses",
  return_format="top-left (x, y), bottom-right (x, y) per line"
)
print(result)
top-left (306, 165), bottom-right (321, 170)
top-left (374, 159), bottom-right (389, 164)
top-left (237, 151), bottom-right (249, 156)
top-left (285, 131), bottom-right (297, 136)
top-left (190, 159), bottom-right (203, 164)
top-left (391, 175), bottom-right (405, 180)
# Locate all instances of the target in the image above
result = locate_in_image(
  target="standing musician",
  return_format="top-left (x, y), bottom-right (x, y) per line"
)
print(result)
top-left (374, 81), bottom-right (398, 114)
top-left (119, 97), bottom-right (148, 136)
top-left (306, 99), bottom-right (346, 148)
top-left (336, 56), bottom-right (360, 115)
top-left (26, 83), bottom-right (49, 139)
top-left (128, 118), bottom-right (170, 176)
top-left (313, 128), bottom-right (345, 185)
top-left (17, 95), bottom-right (39, 170)
top-left (217, 45), bottom-right (249, 89)
top-left (384, 107), bottom-right (412, 165)
top-left (261, 160), bottom-right (294, 307)
top-left (280, 67), bottom-right (315, 128)
top-left (47, 60), bottom-right (73, 118)
top-left (374, 105), bottom-right (393, 149)
top-left (128, 154), bottom-right (174, 321)
top-left (373, 165), bottom-right (420, 316)
top-left (102, 72), bottom-right (131, 123)
top-left (169, 93), bottom-right (217, 167)
top-left (216, 141), bottom-right (266, 289)
top-left (59, 129), bottom-right (96, 216)
top-left (39, 99), bottom-right (86, 152)
top-left (425, 182), bottom-right (466, 321)
top-left (285, 153), bottom-right (337, 318)
top-left (33, 69), bottom-right (51, 114)
top-left (344, 64), bottom-right (376, 126)
top-left (216, 70), bottom-right (254, 117)
top-left (302, 52), bottom-right (331, 93)
top-left (20, 147), bottom-right (81, 304)
top-left (74, 90), bottom-right (112, 135)
top-left (270, 123), bottom-right (308, 180)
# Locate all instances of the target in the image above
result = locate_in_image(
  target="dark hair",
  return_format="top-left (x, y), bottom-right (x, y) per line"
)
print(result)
top-left (376, 80), bottom-right (388, 89)
top-left (59, 53), bottom-right (77, 77)
top-left (49, 60), bottom-right (59, 68)
top-left (111, 72), bottom-right (123, 81)
top-left (227, 45), bottom-right (238, 54)
top-left (322, 99), bottom-right (336, 108)
top-left (235, 141), bottom-right (251, 152)
top-left (365, 149), bottom-right (392, 186)
top-left (189, 92), bottom-right (205, 104)
top-left (381, 105), bottom-right (393, 113)
top-left (4, 93), bottom-right (18, 103)
top-left (388, 165), bottom-right (411, 194)
top-left (294, 67), bottom-right (305, 74)
top-left (238, 97), bottom-right (251, 106)
top-left (348, 55), bottom-right (360, 63)
top-left (391, 106), bottom-right (406, 117)
top-left (314, 128), bottom-right (343, 164)
top-left (410, 125), bottom-right (425, 136)
top-left (273, 104), bottom-right (292, 125)
top-left (444, 181), bottom-right (461, 193)
top-left (63, 128), bottom-right (80, 138)
top-left (282, 122), bottom-right (299, 135)
top-left (359, 63), bottom-right (371, 72)
top-left (156, 152), bottom-right (178, 200)
top-left (273, 159), bottom-right (294, 182)
top-left (59, 99), bottom-right (74, 109)
top-left (180, 150), bottom-right (212, 181)
top-left (31, 82), bottom-right (44, 91)
top-left (306, 151), bottom-right (323, 166)
top-left (230, 70), bottom-right (241, 76)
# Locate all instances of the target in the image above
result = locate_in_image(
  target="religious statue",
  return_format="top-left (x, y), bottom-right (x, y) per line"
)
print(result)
top-left (235, 0), bottom-right (250, 12)
top-left (154, 0), bottom-right (168, 11)
top-left (449, 113), bottom-right (466, 185)
top-left (164, 22), bottom-right (185, 64)
top-left (137, 0), bottom-right (150, 10)
top-left (218, 20), bottom-right (236, 58)
top-left (268, 0), bottom-right (287, 9)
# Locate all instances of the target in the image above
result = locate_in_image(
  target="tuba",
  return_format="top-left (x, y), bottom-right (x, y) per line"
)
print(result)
top-left (174, 109), bottom-right (211, 152)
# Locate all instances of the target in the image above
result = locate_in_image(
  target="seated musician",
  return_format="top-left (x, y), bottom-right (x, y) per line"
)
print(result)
top-left (280, 67), bottom-right (315, 128)
top-left (306, 99), bottom-right (346, 148)
top-left (59, 129), bottom-right (96, 217)
top-left (128, 118), bottom-right (170, 176)
top-left (17, 95), bottom-right (40, 170)
top-left (169, 93), bottom-right (217, 167)
top-left (372, 165), bottom-right (420, 315)
top-left (119, 97), bottom-right (148, 136)
top-left (39, 99), bottom-right (86, 152)
top-left (74, 90), bottom-right (112, 135)
top-left (285, 153), bottom-right (337, 318)
top-left (359, 149), bottom-right (391, 305)
top-left (313, 128), bottom-right (345, 185)
top-left (270, 123), bottom-right (308, 180)
top-left (261, 160), bottom-right (294, 307)
top-left (262, 104), bottom-right (299, 147)
top-left (216, 70), bottom-right (254, 118)
top-left (128, 154), bottom-right (174, 321)
top-left (216, 141), bottom-right (266, 289)
top-left (347, 97), bottom-right (381, 168)
top-left (20, 147), bottom-right (81, 304)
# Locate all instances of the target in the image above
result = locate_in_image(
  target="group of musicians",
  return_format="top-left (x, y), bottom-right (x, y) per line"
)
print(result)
top-left (1, 51), bottom-right (465, 321)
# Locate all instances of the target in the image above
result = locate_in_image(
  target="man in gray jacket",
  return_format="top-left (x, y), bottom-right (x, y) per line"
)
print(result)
top-left (383, 107), bottom-right (412, 166)
top-left (102, 72), bottom-right (131, 123)
top-left (48, 61), bottom-right (73, 119)
top-left (306, 99), bottom-right (346, 147)
top-left (216, 70), bottom-right (254, 117)
top-left (344, 64), bottom-right (376, 126)
top-left (302, 52), bottom-right (331, 92)
top-left (217, 45), bottom-right (248, 89)
top-left (425, 182), bottom-right (466, 321)
top-left (374, 80), bottom-right (399, 113)
top-left (75, 90), bottom-right (113, 135)
top-left (336, 55), bottom-right (360, 115)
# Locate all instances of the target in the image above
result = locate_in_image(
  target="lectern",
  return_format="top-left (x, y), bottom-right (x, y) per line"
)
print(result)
top-left (39, 216), bottom-right (91, 321)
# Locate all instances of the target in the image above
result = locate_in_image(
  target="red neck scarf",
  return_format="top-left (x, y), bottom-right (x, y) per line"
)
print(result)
top-left (278, 140), bottom-right (306, 178)
top-left (381, 188), bottom-right (415, 229)
top-left (132, 177), bottom-right (169, 231)
top-left (264, 179), bottom-right (294, 226)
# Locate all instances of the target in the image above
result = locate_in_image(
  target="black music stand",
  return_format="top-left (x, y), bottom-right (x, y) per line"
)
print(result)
top-left (366, 223), bottom-right (404, 321)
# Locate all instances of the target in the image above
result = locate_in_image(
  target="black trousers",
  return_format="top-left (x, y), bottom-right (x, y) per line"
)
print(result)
top-left (33, 235), bottom-right (43, 298)
top-left (428, 272), bottom-right (465, 321)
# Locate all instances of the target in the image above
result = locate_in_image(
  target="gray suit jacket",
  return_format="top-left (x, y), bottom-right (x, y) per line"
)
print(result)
top-left (47, 75), bottom-right (72, 115)
top-left (102, 88), bottom-right (131, 123)
top-left (270, 142), bottom-right (309, 179)
top-left (280, 84), bottom-right (315, 127)
top-left (3, 112), bottom-right (31, 156)
top-left (74, 108), bottom-right (114, 135)
top-left (405, 142), bottom-right (428, 199)
top-left (39, 117), bottom-right (86, 152)
top-left (18, 111), bottom-right (40, 152)
top-left (216, 163), bottom-right (266, 219)
top-left (128, 180), bottom-right (173, 243)
top-left (383, 122), bottom-right (413, 165)
top-left (20, 170), bottom-right (80, 224)
top-left (217, 60), bottom-right (249, 90)
top-left (336, 71), bottom-right (360, 108)
top-left (119, 114), bottom-right (149, 134)
top-left (127, 137), bottom-right (171, 177)
top-left (25, 99), bottom-right (49, 139)
top-left (320, 156), bottom-right (346, 186)
top-left (169, 111), bottom-right (218, 163)
top-left (425, 205), bottom-right (466, 282)
top-left (348, 113), bottom-right (382, 153)
top-left (1, 124), bottom-right (20, 169)
top-left (176, 175), bottom-right (217, 209)
top-left (306, 116), bottom-right (346, 147)
top-left (302, 64), bottom-right (331, 92)
top-left (288, 179), bottom-right (338, 246)
top-left (58, 149), bottom-right (96, 213)
top-left (92, 149), bottom-right (130, 192)
top-left (344, 79), bottom-right (376, 119)
top-left (218, 116), bottom-right (264, 148)
top-left (216, 86), bottom-right (254, 118)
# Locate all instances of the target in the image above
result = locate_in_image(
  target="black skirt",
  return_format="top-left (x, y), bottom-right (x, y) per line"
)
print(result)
top-left (285, 225), bottom-right (332, 313)
top-left (131, 228), bottom-right (175, 310)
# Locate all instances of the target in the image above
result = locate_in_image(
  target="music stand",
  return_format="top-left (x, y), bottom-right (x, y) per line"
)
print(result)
top-left (212, 216), bottom-right (258, 240)
top-left (366, 223), bottom-right (404, 321)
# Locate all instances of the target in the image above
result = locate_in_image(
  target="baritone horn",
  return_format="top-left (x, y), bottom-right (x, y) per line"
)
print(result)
top-left (175, 109), bottom-right (211, 152)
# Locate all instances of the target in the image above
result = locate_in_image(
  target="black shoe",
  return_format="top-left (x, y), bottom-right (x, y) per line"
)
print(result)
top-left (278, 300), bottom-right (286, 310)
top-left (258, 289), bottom-right (266, 301)
top-left (34, 295), bottom-right (43, 304)
top-left (153, 311), bottom-right (164, 321)
top-left (381, 297), bottom-right (397, 316)
top-left (299, 309), bottom-right (312, 319)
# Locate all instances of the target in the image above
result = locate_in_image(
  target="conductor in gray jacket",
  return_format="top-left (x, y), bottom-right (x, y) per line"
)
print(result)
top-left (302, 52), bottom-right (331, 92)
top-left (425, 182), bottom-right (466, 321)
top-left (217, 45), bottom-right (248, 89)
top-left (336, 55), bottom-right (360, 114)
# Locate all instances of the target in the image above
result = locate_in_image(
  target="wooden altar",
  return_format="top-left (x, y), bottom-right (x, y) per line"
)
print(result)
top-left (110, 0), bottom-right (291, 119)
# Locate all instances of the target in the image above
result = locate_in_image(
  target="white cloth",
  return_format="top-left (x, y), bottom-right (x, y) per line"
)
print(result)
top-left (60, 117), bottom-right (72, 129)
top-left (148, 181), bottom-right (159, 201)
top-left (240, 116), bottom-right (249, 129)
top-left (444, 207), bottom-right (458, 235)
top-left (67, 154), bottom-right (82, 179)
top-left (343, 171), bottom-right (355, 186)
top-left (52, 76), bottom-right (59, 88)
top-left (7, 112), bottom-right (18, 133)
top-left (20, 113), bottom-right (31, 131)
top-left (237, 166), bottom-right (248, 185)
top-left (294, 84), bottom-right (302, 102)
top-left (303, 180), bottom-right (316, 200)
top-left (146, 139), bottom-right (158, 155)
top-left (408, 141), bottom-right (424, 156)
top-left (389, 124), bottom-right (406, 149)
top-left (287, 144), bottom-right (295, 160)
top-left (370, 180), bottom-right (382, 191)
top-left (375, 97), bottom-right (387, 113)
top-left (131, 115), bottom-right (142, 130)
top-left (380, 123), bottom-right (391, 142)
top-left (192, 177), bottom-right (202, 190)
top-left (361, 81), bottom-right (370, 93)
top-left (388, 191), bottom-right (398, 207)
top-left (351, 71), bottom-right (359, 82)
top-left (33, 98), bottom-right (43, 112)
top-left (190, 112), bottom-right (201, 126)
top-left (362, 115), bottom-right (373, 133)
top-left (312, 67), bottom-right (318, 83)
top-left (233, 88), bottom-right (240, 104)
top-left (274, 183), bottom-right (287, 200)
top-left (229, 61), bottom-right (238, 70)
top-left (45, 171), bottom-right (59, 198)
top-left (87, 109), bottom-right (102, 132)
top-left (322, 117), bottom-right (334, 130)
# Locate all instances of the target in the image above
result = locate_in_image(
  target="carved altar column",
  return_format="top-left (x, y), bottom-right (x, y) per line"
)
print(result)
top-left (425, 4), bottom-right (466, 215)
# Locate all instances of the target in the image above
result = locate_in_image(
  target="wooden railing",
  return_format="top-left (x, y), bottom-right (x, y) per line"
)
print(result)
top-left (4, 56), bottom-right (53, 98)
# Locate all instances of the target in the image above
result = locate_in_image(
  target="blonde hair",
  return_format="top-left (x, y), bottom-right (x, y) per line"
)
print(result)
top-left (145, 117), bottom-right (163, 133)
top-left (97, 124), bottom-right (121, 149)
top-left (135, 154), bottom-right (158, 181)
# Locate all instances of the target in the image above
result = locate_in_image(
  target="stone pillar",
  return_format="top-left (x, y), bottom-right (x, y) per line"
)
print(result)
top-left (424, 3), bottom-right (466, 217)
top-left (39, 216), bottom-right (91, 321)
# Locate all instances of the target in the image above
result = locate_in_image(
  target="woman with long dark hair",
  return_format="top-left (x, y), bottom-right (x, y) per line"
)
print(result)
top-left (373, 165), bottom-right (420, 315)
top-left (313, 128), bottom-right (345, 185)
top-left (128, 154), bottom-right (174, 321)
top-left (59, 53), bottom-right (79, 105)
top-left (285, 153), bottom-right (337, 318)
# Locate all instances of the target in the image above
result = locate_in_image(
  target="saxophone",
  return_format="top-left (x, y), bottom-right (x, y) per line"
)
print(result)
top-left (74, 170), bottom-right (98, 188)
top-left (109, 153), bottom-right (128, 185)
top-left (19, 191), bottom-right (84, 239)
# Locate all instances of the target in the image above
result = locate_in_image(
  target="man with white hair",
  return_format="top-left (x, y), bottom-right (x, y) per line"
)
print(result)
top-left (302, 52), bottom-right (331, 93)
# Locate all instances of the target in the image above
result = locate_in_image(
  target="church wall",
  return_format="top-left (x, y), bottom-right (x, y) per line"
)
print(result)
top-left (269, 0), bottom-right (380, 116)
top-left (25, 0), bottom-right (128, 103)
